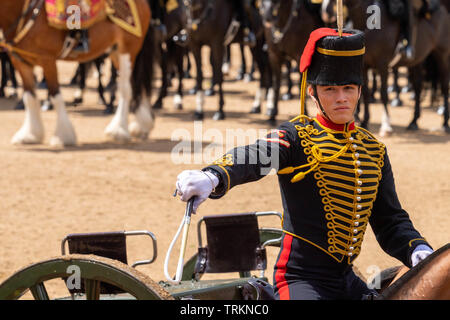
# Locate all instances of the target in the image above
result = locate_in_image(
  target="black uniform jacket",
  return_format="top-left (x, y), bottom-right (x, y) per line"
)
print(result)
top-left (203, 115), bottom-right (430, 267)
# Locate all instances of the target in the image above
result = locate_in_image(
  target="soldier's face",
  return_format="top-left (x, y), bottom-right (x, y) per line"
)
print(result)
top-left (308, 84), bottom-right (361, 124)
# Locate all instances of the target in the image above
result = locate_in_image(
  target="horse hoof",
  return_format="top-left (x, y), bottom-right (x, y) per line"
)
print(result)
top-left (11, 130), bottom-right (44, 145)
top-left (152, 101), bottom-right (163, 109)
top-left (14, 101), bottom-right (25, 110)
top-left (49, 136), bottom-right (75, 148)
top-left (41, 102), bottom-right (53, 111)
top-left (250, 106), bottom-right (261, 114)
top-left (406, 122), bottom-right (419, 131)
top-left (282, 93), bottom-right (292, 101)
top-left (244, 74), bottom-right (254, 82)
top-left (129, 122), bottom-right (149, 141)
top-left (444, 125), bottom-right (450, 134)
top-left (391, 98), bottom-right (403, 107)
top-left (235, 73), bottom-right (244, 81)
top-left (205, 89), bottom-right (215, 96)
top-left (266, 108), bottom-right (277, 117)
top-left (72, 97), bottom-right (83, 105)
top-left (104, 125), bottom-right (131, 143)
top-left (188, 88), bottom-right (197, 95)
top-left (212, 111), bottom-right (225, 121)
top-left (175, 103), bottom-right (183, 110)
top-left (103, 106), bottom-right (114, 115)
top-left (267, 116), bottom-right (277, 126)
top-left (193, 111), bottom-right (204, 120)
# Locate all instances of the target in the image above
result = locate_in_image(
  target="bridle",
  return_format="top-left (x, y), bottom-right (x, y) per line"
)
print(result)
top-left (183, 0), bottom-right (214, 31)
top-left (0, 0), bottom-right (44, 61)
top-left (261, 0), bottom-right (300, 44)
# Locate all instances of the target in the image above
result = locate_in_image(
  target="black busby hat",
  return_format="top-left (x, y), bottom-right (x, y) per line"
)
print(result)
top-left (307, 29), bottom-right (365, 86)
top-left (298, 28), bottom-right (365, 115)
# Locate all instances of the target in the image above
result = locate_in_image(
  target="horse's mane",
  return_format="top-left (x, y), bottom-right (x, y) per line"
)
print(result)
top-left (378, 243), bottom-right (450, 299)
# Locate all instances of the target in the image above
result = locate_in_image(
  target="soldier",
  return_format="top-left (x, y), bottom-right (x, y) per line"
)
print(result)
top-left (175, 27), bottom-right (434, 300)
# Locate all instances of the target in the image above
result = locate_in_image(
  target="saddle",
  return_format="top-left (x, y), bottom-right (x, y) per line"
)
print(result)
top-left (44, 0), bottom-right (142, 37)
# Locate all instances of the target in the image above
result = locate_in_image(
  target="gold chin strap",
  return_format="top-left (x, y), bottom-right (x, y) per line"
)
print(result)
top-left (278, 137), bottom-right (352, 183)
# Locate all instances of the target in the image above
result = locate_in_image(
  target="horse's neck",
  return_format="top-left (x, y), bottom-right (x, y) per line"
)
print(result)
top-left (385, 247), bottom-right (450, 300)
top-left (0, 0), bottom-right (27, 38)
top-left (278, 0), bottom-right (294, 27)
top-left (345, 0), bottom-right (369, 30)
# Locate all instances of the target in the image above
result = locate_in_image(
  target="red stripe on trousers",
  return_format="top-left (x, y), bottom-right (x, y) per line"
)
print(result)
top-left (275, 233), bottom-right (293, 300)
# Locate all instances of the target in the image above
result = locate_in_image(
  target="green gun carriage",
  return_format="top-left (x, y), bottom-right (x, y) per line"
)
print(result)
top-left (0, 201), bottom-right (283, 300)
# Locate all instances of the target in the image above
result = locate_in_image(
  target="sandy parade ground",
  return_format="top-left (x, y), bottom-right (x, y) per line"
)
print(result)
top-left (0, 45), bottom-right (448, 298)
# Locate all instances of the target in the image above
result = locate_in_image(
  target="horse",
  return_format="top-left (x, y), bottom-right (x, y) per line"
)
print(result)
top-left (374, 243), bottom-right (450, 300)
top-left (178, 0), bottom-right (234, 120)
top-left (0, 0), bottom-right (155, 147)
top-left (69, 54), bottom-right (117, 114)
top-left (152, 0), bottom-right (187, 111)
top-left (321, 0), bottom-right (449, 134)
top-left (0, 51), bottom-right (18, 99)
top-left (260, 0), bottom-right (323, 123)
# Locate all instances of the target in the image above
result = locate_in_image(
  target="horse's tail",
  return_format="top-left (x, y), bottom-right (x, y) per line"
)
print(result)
top-left (131, 19), bottom-right (155, 112)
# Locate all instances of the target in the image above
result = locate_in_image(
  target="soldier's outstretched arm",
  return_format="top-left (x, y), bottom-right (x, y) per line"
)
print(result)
top-left (175, 122), bottom-right (297, 212)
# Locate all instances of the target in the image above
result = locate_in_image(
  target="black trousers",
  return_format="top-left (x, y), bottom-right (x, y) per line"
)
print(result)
top-left (273, 233), bottom-right (377, 300)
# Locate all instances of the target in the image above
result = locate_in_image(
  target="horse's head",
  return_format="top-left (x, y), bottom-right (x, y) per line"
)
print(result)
top-left (259, 0), bottom-right (282, 26)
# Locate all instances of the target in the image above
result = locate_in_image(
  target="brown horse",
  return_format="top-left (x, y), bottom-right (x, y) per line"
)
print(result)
top-left (1, 0), bottom-right (155, 147)
top-left (376, 243), bottom-right (450, 300)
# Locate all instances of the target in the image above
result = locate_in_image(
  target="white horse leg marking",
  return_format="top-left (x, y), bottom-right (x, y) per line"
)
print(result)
top-left (11, 91), bottom-right (44, 145)
top-left (173, 94), bottom-right (182, 110)
top-left (196, 90), bottom-right (204, 113)
top-left (379, 108), bottom-right (393, 137)
top-left (252, 87), bottom-right (263, 110)
top-left (266, 87), bottom-right (275, 112)
top-left (49, 93), bottom-right (77, 147)
top-left (104, 53), bottom-right (131, 142)
top-left (129, 91), bottom-right (154, 140)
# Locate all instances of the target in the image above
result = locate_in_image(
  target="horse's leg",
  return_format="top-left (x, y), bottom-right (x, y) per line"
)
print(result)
top-left (104, 53), bottom-right (132, 142)
top-left (435, 54), bottom-right (449, 131)
top-left (236, 44), bottom-right (246, 81)
top-left (10, 59), bottom-right (44, 145)
top-left (360, 67), bottom-right (370, 129)
top-left (94, 59), bottom-right (109, 109)
top-left (42, 60), bottom-right (77, 147)
top-left (211, 42), bottom-right (225, 120)
top-left (222, 44), bottom-right (231, 76)
top-left (206, 52), bottom-right (216, 97)
top-left (174, 45), bottom-right (184, 110)
top-left (282, 60), bottom-right (293, 101)
top-left (153, 46), bottom-right (168, 110)
top-left (249, 41), bottom-right (267, 114)
top-left (72, 63), bottom-right (86, 106)
top-left (267, 51), bottom-right (282, 123)
top-left (0, 54), bottom-right (7, 97)
top-left (391, 67), bottom-right (403, 107)
top-left (192, 45), bottom-right (204, 120)
top-left (378, 67), bottom-right (393, 136)
top-left (407, 65), bottom-right (423, 131)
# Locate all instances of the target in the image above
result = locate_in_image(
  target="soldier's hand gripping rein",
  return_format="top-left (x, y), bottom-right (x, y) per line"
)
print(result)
top-left (176, 170), bottom-right (219, 213)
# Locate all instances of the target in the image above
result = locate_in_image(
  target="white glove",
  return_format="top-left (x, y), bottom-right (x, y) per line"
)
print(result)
top-left (176, 170), bottom-right (219, 213)
top-left (411, 245), bottom-right (433, 267)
